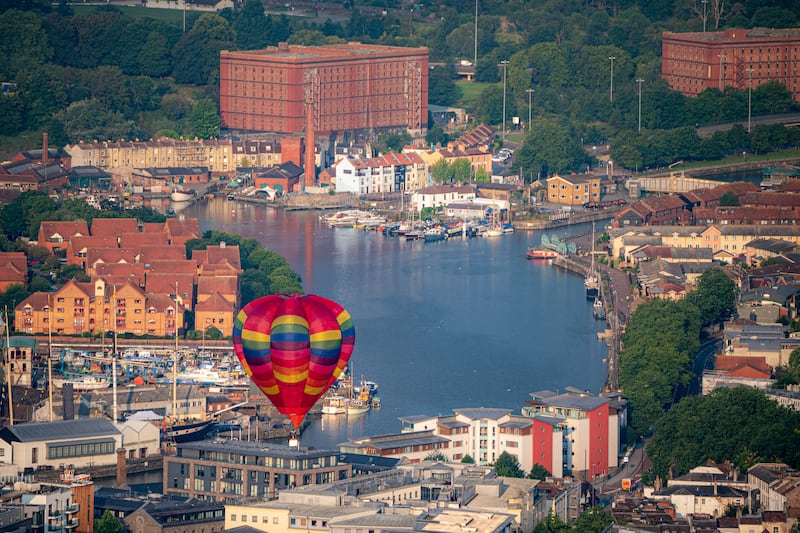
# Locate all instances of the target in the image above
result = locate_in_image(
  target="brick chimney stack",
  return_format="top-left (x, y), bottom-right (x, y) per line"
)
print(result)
top-left (116, 448), bottom-right (127, 487)
top-left (42, 132), bottom-right (49, 164)
top-left (304, 102), bottom-right (316, 188)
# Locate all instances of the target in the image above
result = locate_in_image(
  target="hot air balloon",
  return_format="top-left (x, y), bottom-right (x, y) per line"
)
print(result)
top-left (232, 294), bottom-right (355, 430)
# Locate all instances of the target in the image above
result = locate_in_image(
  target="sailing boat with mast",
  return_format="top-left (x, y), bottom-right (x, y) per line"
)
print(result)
top-left (584, 222), bottom-right (599, 300)
top-left (162, 286), bottom-right (213, 444)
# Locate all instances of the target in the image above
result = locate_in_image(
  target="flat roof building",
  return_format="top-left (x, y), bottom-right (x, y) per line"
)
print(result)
top-left (219, 42), bottom-right (429, 136)
top-left (662, 28), bottom-right (800, 101)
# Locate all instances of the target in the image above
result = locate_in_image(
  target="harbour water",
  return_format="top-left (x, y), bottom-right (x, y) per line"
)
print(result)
top-left (178, 198), bottom-right (609, 449)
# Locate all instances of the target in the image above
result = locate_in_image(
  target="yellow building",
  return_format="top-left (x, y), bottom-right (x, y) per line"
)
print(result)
top-left (15, 279), bottom-right (183, 337)
top-left (546, 174), bottom-right (601, 205)
top-left (64, 139), bottom-right (287, 174)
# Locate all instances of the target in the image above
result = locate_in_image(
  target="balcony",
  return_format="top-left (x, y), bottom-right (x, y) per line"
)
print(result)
top-left (65, 518), bottom-right (79, 529)
top-left (65, 503), bottom-right (79, 514)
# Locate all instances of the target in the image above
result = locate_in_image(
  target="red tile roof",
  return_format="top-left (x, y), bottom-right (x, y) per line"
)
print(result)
top-left (90, 217), bottom-right (139, 237)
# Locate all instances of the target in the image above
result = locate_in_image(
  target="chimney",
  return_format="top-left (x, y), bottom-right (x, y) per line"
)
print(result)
top-left (63, 383), bottom-right (74, 420)
top-left (304, 104), bottom-right (316, 188)
top-left (42, 132), bottom-right (49, 164)
top-left (116, 448), bottom-right (127, 487)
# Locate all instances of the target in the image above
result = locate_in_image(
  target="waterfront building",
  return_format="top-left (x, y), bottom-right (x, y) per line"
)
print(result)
top-left (14, 279), bottom-right (184, 337)
top-left (0, 159), bottom-right (70, 194)
top-left (411, 184), bottom-right (476, 212)
top-left (608, 225), bottom-right (800, 261)
top-left (546, 174), bottom-right (601, 206)
top-left (332, 152), bottom-right (427, 195)
top-left (163, 440), bottom-right (351, 501)
top-left (64, 138), bottom-right (299, 175)
top-left (219, 43), bottom-right (428, 136)
top-left (521, 389), bottom-right (622, 481)
top-left (662, 28), bottom-right (800, 101)
top-left (0, 418), bottom-right (121, 471)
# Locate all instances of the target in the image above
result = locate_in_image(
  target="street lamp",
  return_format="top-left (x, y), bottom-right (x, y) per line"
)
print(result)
top-left (474, 0), bottom-right (478, 69)
top-left (701, 0), bottom-right (708, 32)
top-left (748, 67), bottom-right (753, 133)
top-left (501, 60), bottom-right (509, 140)
top-left (526, 88), bottom-right (534, 130)
top-left (608, 56), bottom-right (616, 103)
top-left (636, 78), bottom-right (644, 132)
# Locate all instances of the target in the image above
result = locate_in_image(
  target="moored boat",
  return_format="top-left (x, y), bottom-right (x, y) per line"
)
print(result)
top-left (526, 247), bottom-right (559, 260)
top-left (171, 188), bottom-right (196, 202)
top-left (52, 375), bottom-right (111, 392)
top-left (321, 394), bottom-right (347, 415)
top-left (593, 298), bottom-right (606, 320)
top-left (346, 399), bottom-right (370, 415)
top-left (424, 226), bottom-right (446, 242)
top-left (164, 418), bottom-right (215, 443)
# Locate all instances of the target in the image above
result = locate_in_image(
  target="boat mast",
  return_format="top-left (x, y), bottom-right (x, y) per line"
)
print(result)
top-left (47, 297), bottom-right (53, 422)
top-left (112, 285), bottom-right (118, 424)
top-left (173, 283), bottom-right (179, 420)
top-left (4, 306), bottom-right (14, 425)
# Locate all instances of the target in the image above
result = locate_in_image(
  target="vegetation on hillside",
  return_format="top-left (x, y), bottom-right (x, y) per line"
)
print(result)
top-left (2, 0), bottom-right (800, 171)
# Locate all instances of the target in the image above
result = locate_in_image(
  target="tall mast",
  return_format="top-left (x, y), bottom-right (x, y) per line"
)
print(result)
top-left (173, 283), bottom-right (179, 420)
top-left (47, 298), bottom-right (52, 422)
top-left (112, 284), bottom-right (118, 424)
top-left (4, 306), bottom-right (13, 425)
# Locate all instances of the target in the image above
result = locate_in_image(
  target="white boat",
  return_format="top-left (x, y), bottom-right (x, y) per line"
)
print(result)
top-left (171, 188), bottom-right (196, 202)
top-left (321, 394), bottom-right (347, 415)
top-left (483, 226), bottom-right (503, 238)
top-left (593, 298), bottom-right (606, 320)
top-left (52, 375), bottom-right (110, 392)
top-left (346, 399), bottom-right (370, 415)
top-left (585, 222), bottom-right (599, 300)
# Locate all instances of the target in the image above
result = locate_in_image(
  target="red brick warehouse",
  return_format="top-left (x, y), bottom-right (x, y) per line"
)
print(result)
top-left (662, 28), bottom-right (800, 101)
top-left (219, 42), bottom-right (429, 136)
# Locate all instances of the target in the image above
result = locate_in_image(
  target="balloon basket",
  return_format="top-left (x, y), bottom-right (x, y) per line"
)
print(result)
top-left (289, 431), bottom-right (299, 448)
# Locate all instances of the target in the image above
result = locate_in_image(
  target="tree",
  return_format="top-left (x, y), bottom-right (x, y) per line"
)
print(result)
top-left (172, 14), bottom-right (235, 85)
top-left (430, 159), bottom-right (454, 184)
top-left (514, 117), bottom-right (587, 177)
top-left (233, 0), bottom-right (272, 50)
top-left (460, 454), bottom-right (475, 464)
top-left (425, 451), bottom-right (447, 462)
top-left (190, 98), bottom-right (221, 139)
top-left (718, 191), bottom-right (739, 206)
top-left (428, 64), bottom-right (462, 106)
top-left (571, 507), bottom-right (614, 532)
top-left (138, 31), bottom-right (171, 78)
top-left (647, 386), bottom-right (800, 480)
top-left (528, 463), bottom-right (551, 480)
top-left (493, 451), bottom-right (524, 478)
top-left (94, 510), bottom-right (124, 533)
top-left (690, 268), bottom-right (737, 327)
top-left (450, 158), bottom-right (472, 183)
top-left (533, 511), bottom-right (568, 533)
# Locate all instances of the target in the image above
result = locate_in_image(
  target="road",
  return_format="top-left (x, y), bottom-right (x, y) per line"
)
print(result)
top-left (696, 112), bottom-right (800, 137)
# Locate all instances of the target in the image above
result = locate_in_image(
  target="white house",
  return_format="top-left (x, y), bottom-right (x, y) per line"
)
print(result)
top-left (116, 419), bottom-right (161, 459)
top-left (333, 153), bottom-right (427, 194)
top-left (411, 184), bottom-right (475, 212)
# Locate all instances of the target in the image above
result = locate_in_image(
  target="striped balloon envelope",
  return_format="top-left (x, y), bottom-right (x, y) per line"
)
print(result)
top-left (232, 294), bottom-right (355, 429)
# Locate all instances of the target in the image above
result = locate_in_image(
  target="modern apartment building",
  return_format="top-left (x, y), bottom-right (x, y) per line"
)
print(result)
top-left (662, 28), bottom-right (800, 101)
top-left (219, 42), bottom-right (428, 135)
top-left (163, 440), bottom-right (351, 501)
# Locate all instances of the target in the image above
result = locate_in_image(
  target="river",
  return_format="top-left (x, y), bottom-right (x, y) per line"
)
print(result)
top-left (169, 197), bottom-right (610, 450)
